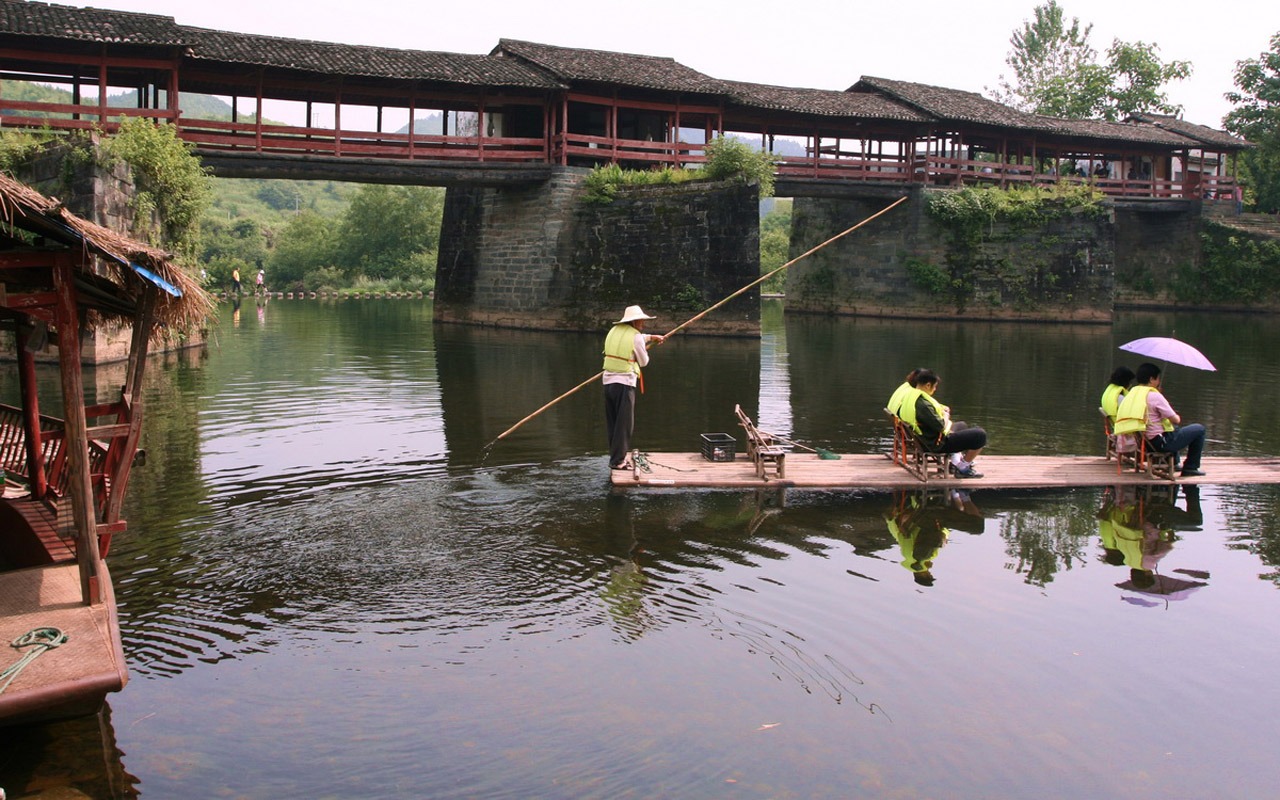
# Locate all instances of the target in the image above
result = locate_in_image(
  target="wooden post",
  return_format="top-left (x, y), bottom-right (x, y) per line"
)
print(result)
top-left (52, 255), bottom-right (101, 606)
top-left (14, 323), bottom-right (48, 500)
top-left (104, 289), bottom-right (155, 524)
top-left (255, 69), bottom-right (264, 152)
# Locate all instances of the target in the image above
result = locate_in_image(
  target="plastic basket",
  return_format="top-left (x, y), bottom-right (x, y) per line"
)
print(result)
top-left (700, 433), bottom-right (737, 462)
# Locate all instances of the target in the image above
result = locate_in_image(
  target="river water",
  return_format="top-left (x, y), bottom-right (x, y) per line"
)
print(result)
top-left (3, 298), bottom-right (1280, 799)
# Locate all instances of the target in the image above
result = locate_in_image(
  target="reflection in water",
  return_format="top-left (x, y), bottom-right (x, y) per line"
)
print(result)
top-left (1099, 485), bottom-right (1210, 607)
top-left (0, 707), bottom-right (137, 798)
top-left (884, 489), bottom-right (985, 586)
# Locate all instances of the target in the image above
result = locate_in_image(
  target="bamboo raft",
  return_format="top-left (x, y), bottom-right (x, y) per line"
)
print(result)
top-left (610, 452), bottom-right (1280, 490)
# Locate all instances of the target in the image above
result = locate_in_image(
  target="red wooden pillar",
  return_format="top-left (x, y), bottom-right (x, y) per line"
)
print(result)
top-left (97, 47), bottom-right (108, 130)
top-left (52, 255), bottom-right (101, 606)
top-left (14, 323), bottom-right (48, 500)
top-left (334, 80), bottom-right (343, 157)
top-left (169, 55), bottom-right (181, 131)
top-left (255, 69), bottom-right (264, 152)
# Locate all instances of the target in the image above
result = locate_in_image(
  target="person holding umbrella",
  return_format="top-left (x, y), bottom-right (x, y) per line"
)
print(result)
top-left (1114, 362), bottom-right (1207, 477)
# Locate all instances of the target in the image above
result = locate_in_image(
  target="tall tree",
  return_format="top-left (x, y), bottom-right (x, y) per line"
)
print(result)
top-left (1224, 32), bottom-right (1280, 213)
top-left (992, 1), bottom-right (1191, 121)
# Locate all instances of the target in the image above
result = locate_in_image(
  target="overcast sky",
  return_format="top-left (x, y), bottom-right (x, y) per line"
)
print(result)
top-left (85, 0), bottom-right (1277, 128)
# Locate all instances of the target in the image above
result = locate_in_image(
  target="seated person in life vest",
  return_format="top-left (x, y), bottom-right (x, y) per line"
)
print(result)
top-left (1113, 362), bottom-right (1207, 477)
top-left (1100, 365), bottom-right (1135, 427)
top-left (886, 367), bottom-right (925, 417)
top-left (898, 369), bottom-right (988, 478)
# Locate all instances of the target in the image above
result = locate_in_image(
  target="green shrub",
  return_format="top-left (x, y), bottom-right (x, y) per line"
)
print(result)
top-left (101, 118), bottom-right (212, 256)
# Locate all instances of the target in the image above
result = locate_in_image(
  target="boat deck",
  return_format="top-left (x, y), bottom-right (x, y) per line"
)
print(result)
top-left (611, 453), bottom-right (1280, 489)
top-left (0, 562), bottom-right (127, 724)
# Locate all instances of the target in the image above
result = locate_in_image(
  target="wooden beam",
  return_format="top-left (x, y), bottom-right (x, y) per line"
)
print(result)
top-left (52, 255), bottom-right (101, 606)
top-left (104, 289), bottom-right (154, 524)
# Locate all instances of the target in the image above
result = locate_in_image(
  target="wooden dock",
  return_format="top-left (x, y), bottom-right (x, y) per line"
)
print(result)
top-left (611, 452), bottom-right (1280, 490)
top-left (0, 562), bottom-right (128, 725)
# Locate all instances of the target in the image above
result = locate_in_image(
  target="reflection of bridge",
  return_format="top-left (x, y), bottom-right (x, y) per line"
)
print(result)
top-left (0, 1), bottom-right (1247, 196)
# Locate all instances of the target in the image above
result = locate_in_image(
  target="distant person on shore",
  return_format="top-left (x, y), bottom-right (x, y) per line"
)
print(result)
top-left (255, 268), bottom-right (265, 295)
top-left (1100, 365), bottom-right (1135, 426)
top-left (1114, 362), bottom-right (1207, 477)
top-left (898, 368), bottom-right (987, 478)
top-left (231, 267), bottom-right (241, 295)
top-left (603, 305), bottom-right (666, 471)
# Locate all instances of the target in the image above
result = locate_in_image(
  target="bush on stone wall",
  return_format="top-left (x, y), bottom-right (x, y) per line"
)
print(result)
top-left (1182, 222), bottom-right (1280, 303)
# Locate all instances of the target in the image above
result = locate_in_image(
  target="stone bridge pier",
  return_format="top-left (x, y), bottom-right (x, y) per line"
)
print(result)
top-left (434, 168), bottom-right (763, 337)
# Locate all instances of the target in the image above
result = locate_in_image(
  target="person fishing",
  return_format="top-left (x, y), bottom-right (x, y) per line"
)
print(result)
top-left (603, 305), bottom-right (666, 471)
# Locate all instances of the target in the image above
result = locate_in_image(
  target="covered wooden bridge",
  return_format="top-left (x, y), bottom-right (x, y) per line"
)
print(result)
top-left (0, 0), bottom-right (1248, 196)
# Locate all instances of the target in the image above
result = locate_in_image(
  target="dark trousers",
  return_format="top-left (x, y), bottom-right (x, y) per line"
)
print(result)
top-left (1151, 424), bottom-right (1206, 471)
top-left (604, 383), bottom-right (636, 467)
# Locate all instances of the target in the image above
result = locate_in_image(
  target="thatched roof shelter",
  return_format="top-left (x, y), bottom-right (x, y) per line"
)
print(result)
top-left (0, 171), bottom-right (213, 336)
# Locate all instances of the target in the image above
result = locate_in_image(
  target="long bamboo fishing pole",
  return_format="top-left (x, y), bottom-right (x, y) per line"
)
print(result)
top-left (492, 195), bottom-right (908, 443)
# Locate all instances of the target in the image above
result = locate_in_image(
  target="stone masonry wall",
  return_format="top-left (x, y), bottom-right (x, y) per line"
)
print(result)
top-left (1112, 202), bottom-right (1202, 308)
top-left (5, 140), bottom-right (154, 363)
top-left (435, 169), bottom-right (761, 336)
top-left (786, 188), bottom-right (1115, 323)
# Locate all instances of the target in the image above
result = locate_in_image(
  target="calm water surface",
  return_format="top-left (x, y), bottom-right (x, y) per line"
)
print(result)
top-left (3, 298), bottom-right (1280, 799)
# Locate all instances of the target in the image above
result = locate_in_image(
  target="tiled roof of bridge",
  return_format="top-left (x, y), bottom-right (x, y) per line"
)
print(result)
top-left (1129, 113), bottom-right (1248, 149)
top-left (723, 80), bottom-right (931, 122)
top-left (495, 38), bottom-right (729, 95)
top-left (0, 0), bottom-right (187, 44)
top-left (850, 75), bottom-right (1046, 130)
top-left (187, 28), bottom-right (563, 88)
top-left (1034, 115), bottom-right (1202, 146)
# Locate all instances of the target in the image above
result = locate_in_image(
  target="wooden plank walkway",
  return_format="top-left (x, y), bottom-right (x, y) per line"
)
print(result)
top-left (611, 453), bottom-right (1280, 490)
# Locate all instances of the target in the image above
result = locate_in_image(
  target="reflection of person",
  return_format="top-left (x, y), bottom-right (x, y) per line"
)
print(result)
top-left (899, 369), bottom-right (988, 478)
top-left (1146, 484), bottom-right (1203, 532)
top-left (602, 305), bottom-right (666, 471)
top-left (1109, 496), bottom-right (1173, 584)
top-left (885, 500), bottom-right (947, 587)
top-left (1100, 365), bottom-right (1134, 426)
top-left (1114, 362), bottom-right (1207, 477)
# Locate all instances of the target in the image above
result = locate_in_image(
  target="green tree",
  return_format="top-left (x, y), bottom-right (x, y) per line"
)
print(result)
top-left (202, 217), bottom-right (268, 266)
top-left (334, 184), bottom-right (444, 280)
top-left (992, 1), bottom-right (1191, 121)
top-left (268, 210), bottom-right (339, 289)
top-left (1224, 32), bottom-right (1280, 214)
top-left (759, 200), bottom-right (792, 293)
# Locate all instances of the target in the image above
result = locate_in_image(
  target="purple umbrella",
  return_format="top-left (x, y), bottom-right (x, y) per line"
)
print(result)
top-left (1119, 337), bottom-right (1216, 372)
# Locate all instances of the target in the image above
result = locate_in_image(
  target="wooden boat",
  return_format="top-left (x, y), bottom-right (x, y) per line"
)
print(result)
top-left (0, 173), bottom-right (211, 726)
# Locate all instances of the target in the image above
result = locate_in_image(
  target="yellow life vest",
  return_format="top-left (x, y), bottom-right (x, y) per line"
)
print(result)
top-left (898, 389), bottom-right (951, 441)
top-left (602, 324), bottom-right (641, 375)
top-left (1114, 385), bottom-right (1174, 436)
top-left (886, 382), bottom-right (912, 417)
top-left (1100, 384), bottom-right (1126, 423)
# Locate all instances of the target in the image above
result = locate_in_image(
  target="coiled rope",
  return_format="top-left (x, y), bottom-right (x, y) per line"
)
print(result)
top-left (0, 627), bottom-right (68, 694)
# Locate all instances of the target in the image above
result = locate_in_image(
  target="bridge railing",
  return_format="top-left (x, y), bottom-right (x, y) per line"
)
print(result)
top-left (555, 133), bottom-right (710, 167)
top-left (775, 153), bottom-right (912, 182)
top-left (176, 118), bottom-right (548, 162)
